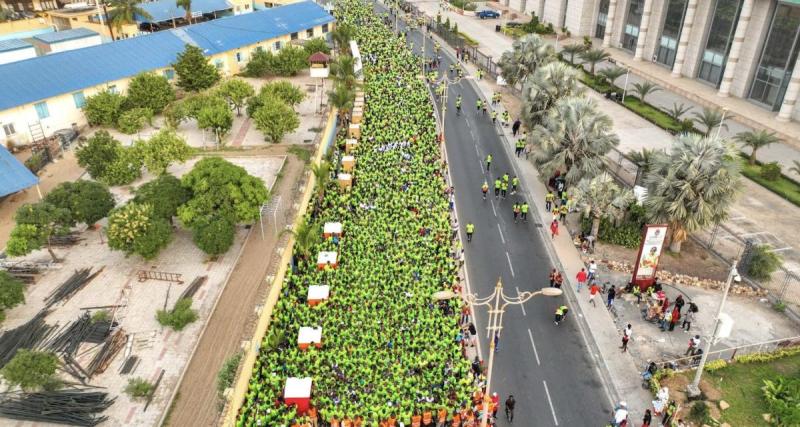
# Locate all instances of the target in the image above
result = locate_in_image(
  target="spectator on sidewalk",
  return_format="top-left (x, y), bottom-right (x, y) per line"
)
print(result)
top-left (512, 119), bottom-right (521, 137)
top-left (549, 268), bottom-right (558, 287)
top-left (668, 306), bottom-right (680, 331)
top-left (554, 271), bottom-right (564, 289)
top-left (606, 285), bottom-right (616, 308)
top-left (682, 309), bottom-right (694, 332)
top-left (576, 268), bottom-right (588, 292)
top-left (545, 191), bottom-right (555, 212)
top-left (674, 294), bottom-right (685, 314)
top-left (589, 282), bottom-right (600, 307)
top-left (620, 324), bottom-right (632, 352)
top-left (659, 310), bottom-right (673, 331)
top-left (550, 219), bottom-right (559, 239)
top-left (587, 260), bottom-right (598, 282)
top-left (686, 335), bottom-right (701, 355)
top-left (642, 409), bottom-right (652, 427)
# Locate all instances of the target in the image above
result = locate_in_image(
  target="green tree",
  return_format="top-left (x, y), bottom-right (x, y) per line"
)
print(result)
top-left (530, 96), bottom-right (618, 186)
top-left (76, 131), bottom-right (122, 180)
top-left (243, 49), bottom-right (274, 77)
top-left (303, 37), bottom-right (331, 57)
top-left (271, 46), bottom-right (309, 76)
top-left (288, 217), bottom-right (319, 261)
top-left (107, 0), bottom-right (152, 35)
top-left (116, 107), bottom-right (153, 134)
top-left (197, 102), bottom-right (234, 146)
top-left (107, 202), bottom-right (172, 259)
top-left (692, 107), bottom-right (730, 137)
top-left (627, 147), bottom-right (661, 177)
top-left (596, 66), bottom-right (626, 88)
top-left (176, 0), bottom-right (192, 23)
top-left (83, 90), bottom-right (127, 127)
top-left (631, 81), bottom-right (661, 103)
top-left (311, 160), bottom-right (330, 212)
top-left (44, 180), bottom-right (115, 225)
top-left (126, 73), bottom-right (175, 114)
top-left (0, 271), bottom-right (25, 324)
top-left (178, 157), bottom-right (268, 228)
top-left (579, 47), bottom-right (611, 75)
top-left (102, 145), bottom-right (143, 186)
top-left (746, 244), bottom-right (783, 281)
top-left (134, 174), bottom-right (191, 220)
top-left (570, 173), bottom-right (634, 238)
top-left (330, 55), bottom-right (359, 91)
top-left (643, 134), bottom-right (741, 253)
top-left (498, 34), bottom-right (554, 87)
top-left (327, 83), bottom-right (354, 123)
top-left (1, 350), bottom-right (60, 391)
top-left (560, 43), bottom-right (585, 65)
top-left (735, 130), bottom-right (781, 165)
top-left (6, 203), bottom-right (71, 262)
top-left (520, 62), bottom-right (583, 128)
top-left (192, 214), bottom-right (236, 256)
top-left (259, 81), bottom-right (305, 107)
top-left (173, 44), bottom-right (220, 92)
top-left (252, 98), bottom-right (300, 143)
top-left (217, 79), bottom-right (255, 116)
top-left (156, 297), bottom-right (197, 330)
top-left (664, 102), bottom-right (692, 123)
top-left (331, 23), bottom-right (355, 54)
top-left (136, 129), bottom-right (192, 175)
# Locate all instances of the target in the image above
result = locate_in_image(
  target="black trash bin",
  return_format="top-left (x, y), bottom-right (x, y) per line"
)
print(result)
top-left (495, 25), bottom-right (501, 32)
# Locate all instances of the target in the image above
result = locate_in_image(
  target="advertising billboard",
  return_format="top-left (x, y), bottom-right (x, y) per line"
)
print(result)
top-left (631, 224), bottom-right (668, 288)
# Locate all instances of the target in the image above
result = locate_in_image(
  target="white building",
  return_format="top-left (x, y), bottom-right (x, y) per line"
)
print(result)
top-left (0, 39), bottom-right (36, 65)
top-left (32, 27), bottom-right (101, 53)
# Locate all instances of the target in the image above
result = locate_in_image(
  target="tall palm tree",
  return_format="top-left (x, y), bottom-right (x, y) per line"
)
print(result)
top-left (664, 102), bottom-right (692, 122)
top-left (627, 147), bottom-right (661, 177)
top-left (596, 66), bottom-right (626, 87)
top-left (311, 161), bottom-right (331, 213)
top-left (631, 81), bottom-right (660, 103)
top-left (177, 0), bottom-right (192, 24)
top-left (331, 23), bottom-right (356, 55)
top-left (734, 130), bottom-right (780, 165)
top-left (107, 0), bottom-right (152, 35)
top-left (498, 34), bottom-right (555, 87)
top-left (330, 55), bottom-right (358, 91)
top-left (520, 61), bottom-right (583, 128)
top-left (571, 173), bottom-right (634, 238)
top-left (693, 107), bottom-right (730, 137)
top-left (560, 43), bottom-right (585, 65)
top-left (287, 217), bottom-right (319, 262)
top-left (530, 96), bottom-right (619, 186)
top-left (328, 83), bottom-right (355, 123)
top-left (643, 133), bottom-right (741, 253)
top-left (579, 48), bottom-right (611, 75)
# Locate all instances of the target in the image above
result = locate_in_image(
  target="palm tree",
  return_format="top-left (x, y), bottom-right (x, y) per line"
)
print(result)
top-left (287, 217), bottom-right (319, 262)
top-left (560, 43), bottom-right (585, 65)
top-left (596, 66), bottom-right (626, 88)
top-left (530, 96), bottom-right (619, 186)
top-left (331, 23), bottom-right (356, 55)
top-left (734, 130), bottom-right (780, 165)
top-left (107, 0), bottom-right (152, 35)
top-left (571, 173), bottom-right (634, 238)
top-left (664, 102), bottom-right (692, 122)
top-left (693, 107), bottom-right (730, 137)
top-left (330, 55), bottom-right (358, 91)
top-left (177, 0), bottom-right (192, 24)
top-left (328, 83), bottom-right (355, 123)
top-left (789, 160), bottom-right (800, 176)
top-left (627, 147), bottom-right (662, 177)
top-left (631, 81), bottom-right (660, 103)
top-left (311, 161), bottom-right (331, 213)
top-left (520, 62), bottom-right (583, 128)
top-left (498, 34), bottom-right (555, 87)
top-left (579, 48), bottom-right (611, 75)
top-left (643, 133), bottom-right (741, 253)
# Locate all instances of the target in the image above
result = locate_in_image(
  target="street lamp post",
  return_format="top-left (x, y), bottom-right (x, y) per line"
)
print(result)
top-left (462, 278), bottom-right (562, 427)
top-left (714, 107), bottom-right (729, 141)
top-left (622, 66), bottom-right (630, 101)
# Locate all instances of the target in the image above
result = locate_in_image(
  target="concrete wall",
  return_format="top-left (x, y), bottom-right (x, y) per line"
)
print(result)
top-left (542, 0), bottom-right (564, 24)
top-left (642, 0), bottom-right (666, 62)
top-left (0, 16), bottom-right (50, 36)
top-left (679, 0), bottom-right (713, 78)
top-left (0, 46), bottom-right (36, 64)
top-left (564, 0), bottom-right (600, 36)
top-left (728, 0), bottom-right (771, 98)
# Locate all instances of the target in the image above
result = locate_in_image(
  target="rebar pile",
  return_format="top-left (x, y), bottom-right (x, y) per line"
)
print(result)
top-left (44, 268), bottom-right (104, 309)
top-left (49, 233), bottom-right (83, 247)
top-left (0, 389), bottom-right (114, 426)
top-left (39, 313), bottom-right (114, 357)
top-left (85, 329), bottom-right (126, 377)
top-left (179, 276), bottom-right (207, 300)
top-left (0, 311), bottom-right (56, 368)
top-left (1, 264), bottom-right (41, 283)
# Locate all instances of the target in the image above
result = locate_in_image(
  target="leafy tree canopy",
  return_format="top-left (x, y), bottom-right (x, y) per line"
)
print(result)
top-left (126, 72), bottom-right (175, 114)
top-left (173, 45), bottom-right (220, 92)
top-left (216, 79), bottom-right (255, 116)
top-left (6, 203), bottom-right (72, 261)
top-left (76, 131), bottom-right (123, 181)
top-left (44, 180), bottom-right (115, 225)
top-left (83, 90), bottom-right (127, 127)
top-left (192, 214), bottom-right (236, 256)
top-left (252, 98), bottom-right (300, 143)
top-left (303, 37), bottom-right (331, 56)
top-left (134, 174), bottom-right (191, 220)
top-left (0, 271), bottom-right (25, 324)
top-left (107, 202), bottom-right (172, 259)
top-left (135, 129), bottom-right (192, 175)
top-left (1, 350), bottom-right (60, 391)
top-left (197, 102), bottom-right (234, 146)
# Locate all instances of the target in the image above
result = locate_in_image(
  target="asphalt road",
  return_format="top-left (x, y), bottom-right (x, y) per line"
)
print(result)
top-left (373, 3), bottom-right (612, 425)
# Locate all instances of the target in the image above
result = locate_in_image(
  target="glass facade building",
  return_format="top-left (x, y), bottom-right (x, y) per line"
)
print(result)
top-left (596, 0), bottom-right (610, 39)
top-left (697, 0), bottom-right (743, 86)
top-left (622, 0), bottom-right (645, 51)
top-left (748, 3), bottom-right (800, 110)
top-left (655, 0), bottom-right (688, 67)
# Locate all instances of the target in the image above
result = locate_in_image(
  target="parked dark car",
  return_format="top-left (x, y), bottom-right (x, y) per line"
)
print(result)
top-left (477, 9), bottom-right (500, 19)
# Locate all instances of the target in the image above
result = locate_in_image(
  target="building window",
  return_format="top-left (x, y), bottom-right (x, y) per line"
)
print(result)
top-left (322, 23), bottom-right (329, 33)
top-left (163, 69), bottom-right (175, 80)
top-left (265, 2), bottom-right (274, 7)
top-left (215, 59), bottom-right (224, 69)
top-left (291, 32), bottom-right (298, 40)
top-left (255, 46), bottom-right (264, 53)
top-left (34, 102), bottom-right (50, 120)
top-left (72, 91), bottom-right (86, 108)
top-left (655, 0), bottom-right (688, 67)
top-left (274, 41), bottom-right (281, 50)
top-left (306, 28), bottom-right (314, 38)
top-left (3, 123), bottom-right (16, 137)
top-left (236, 52), bottom-right (244, 62)
top-left (697, 0), bottom-right (743, 87)
top-left (245, 3), bottom-right (250, 9)
top-left (108, 85), bottom-right (118, 94)
top-left (595, 0), bottom-right (609, 39)
top-left (621, 0), bottom-right (644, 52)
top-left (748, 4), bottom-right (800, 110)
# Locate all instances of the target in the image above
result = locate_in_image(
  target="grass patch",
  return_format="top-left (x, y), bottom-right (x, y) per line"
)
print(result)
top-left (501, 26), bottom-right (526, 39)
top-left (458, 31), bottom-right (479, 46)
top-left (739, 158), bottom-right (800, 207)
top-left (287, 145), bottom-right (312, 163)
top-left (622, 96), bottom-right (685, 133)
top-left (703, 352), bottom-right (800, 425)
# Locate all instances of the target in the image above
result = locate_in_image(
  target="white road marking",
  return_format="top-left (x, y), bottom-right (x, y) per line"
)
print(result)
top-left (506, 252), bottom-right (515, 277)
top-left (469, 129), bottom-right (476, 141)
top-left (490, 199), bottom-right (497, 217)
top-left (474, 144), bottom-right (480, 157)
top-left (543, 380), bottom-right (559, 425)
top-left (527, 328), bottom-right (540, 365)
top-left (497, 223), bottom-right (505, 244)
top-left (516, 287), bottom-right (527, 316)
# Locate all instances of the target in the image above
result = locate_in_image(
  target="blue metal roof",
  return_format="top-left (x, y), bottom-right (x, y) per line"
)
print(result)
top-left (0, 145), bottom-right (38, 198)
top-left (0, 39), bottom-right (33, 53)
top-left (0, 2), bottom-right (334, 111)
top-left (33, 28), bottom-right (99, 44)
top-left (136, 0), bottom-right (232, 23)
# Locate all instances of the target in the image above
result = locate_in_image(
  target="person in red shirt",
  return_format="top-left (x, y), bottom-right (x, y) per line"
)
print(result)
top-left (550, 219), bottom-right (559, 239)
top-left (589, 282), bottom-right (600, 307)
top-left (576, 268), bottom-right (588, 292)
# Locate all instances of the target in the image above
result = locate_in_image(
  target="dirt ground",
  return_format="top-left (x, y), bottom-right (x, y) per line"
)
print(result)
top-left (165, 146), bottom-right (308, 427)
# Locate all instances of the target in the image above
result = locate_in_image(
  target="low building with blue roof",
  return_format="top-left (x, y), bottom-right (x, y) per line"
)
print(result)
top-left (32, 28), bottom-right (102, 54)
top-left (0, 39), bottom-right (37, 65)
top-left (0, 1), bottom-right (334, 146)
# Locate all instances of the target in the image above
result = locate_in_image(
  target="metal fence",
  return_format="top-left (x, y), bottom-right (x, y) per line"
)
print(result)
top-left (655, 335), bottom-right (800, 372)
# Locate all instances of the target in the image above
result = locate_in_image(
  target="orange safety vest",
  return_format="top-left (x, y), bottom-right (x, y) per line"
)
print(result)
top-left (330, 418), bottom-right (340, 427)
top-left (411, 414), bottom-right (422, 427)
top-left (342, 418), bottom-right (353, 427)
top-left (422, 411), bottom-right (432, 424)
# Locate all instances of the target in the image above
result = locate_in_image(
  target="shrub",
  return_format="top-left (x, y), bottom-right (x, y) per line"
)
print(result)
top-left (126, 73), bottom-right (175, 114)
top-left (91, 309), bottom-right (110, 323)
top-left (83, 90), bottom-right (127, 127)
top-left (688, 401), bottom-right (710, 424)
top-left (0, 271), bottom-right (25, 324)
top-left (762, 376), bottom-right (800, 426)
top-left (761, 161), bottom-right (782, 181)
top-left (703, 359), bottom-right (728, 372)
top-left (243, 49), bottom-right (274, 77)
top-left (24, 152), bottom-right (44, 173)
top-left (216, 351), bottom-right (243, 397)
top-left (271, 46), bottom-right (308, 76)
top-left (1, 350), bottom-right (60, 391)
top-left (746, 244), bottom-right (782, 281)
top-left (76, 130), bottom-right (122, 180)
top-left (124, 377), bottom-right (154, 401)
top-left (156, 297), bottom-right (198, 331)
top-left (117, 108), bottom-right (153, 134)
top-left (303, 37), bottom-right (331, 57)
top-left (581, 203), bottom-right (645, 248)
